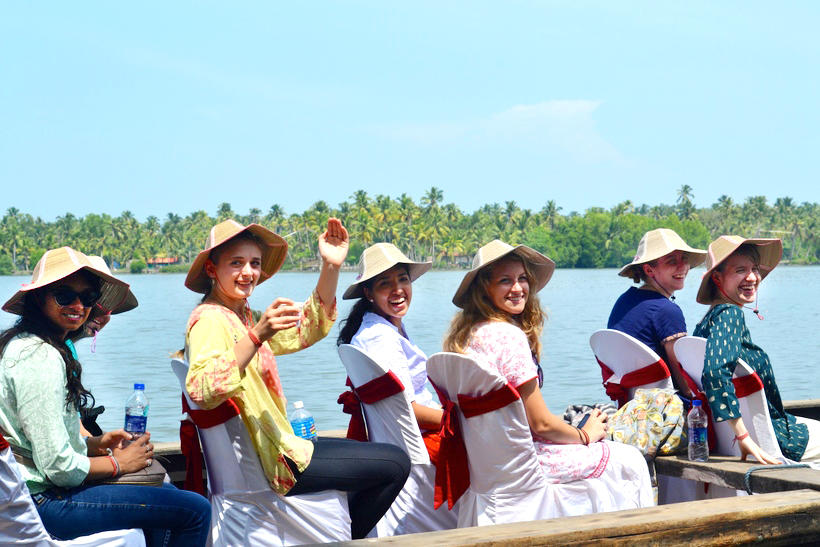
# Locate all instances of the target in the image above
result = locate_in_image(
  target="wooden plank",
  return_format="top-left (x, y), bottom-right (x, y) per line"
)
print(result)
top-left (784, 399), bottom-right (820, 422)
top-left (655, 454), bottom-right (820, 494)
top-left (328, 489), bottom-right (820, 546)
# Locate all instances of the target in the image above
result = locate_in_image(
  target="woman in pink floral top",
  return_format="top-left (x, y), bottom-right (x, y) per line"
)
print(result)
top-left (444, 240), bottom-right (652, 509)
top-left (184, 218), bottom-right (410, 539)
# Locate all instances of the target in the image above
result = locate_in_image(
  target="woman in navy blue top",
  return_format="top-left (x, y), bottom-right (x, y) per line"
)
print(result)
top-left (608, 229), bottom-right (706, 398)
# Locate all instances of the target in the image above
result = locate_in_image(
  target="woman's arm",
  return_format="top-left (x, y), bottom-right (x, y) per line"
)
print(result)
top-left (314, 218), bottom-right (349, 316)
top-left (663, 339), bottom-right (695, 399)
top-left (412, 402), bottom-right (443, 430)
top-left (725, 417), bottom-right (781, 465)
top-left (518, 378), bottom-right (607, 444)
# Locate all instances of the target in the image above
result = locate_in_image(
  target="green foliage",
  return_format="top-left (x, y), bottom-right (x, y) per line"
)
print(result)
top-left (130, 259), bottom-right (147, 274)
top-left (0, 191), bottom-right (817, 275)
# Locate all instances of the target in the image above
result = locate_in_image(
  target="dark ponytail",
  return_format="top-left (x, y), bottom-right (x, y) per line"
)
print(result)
top-left (337, 298), bottom-right (374, 346)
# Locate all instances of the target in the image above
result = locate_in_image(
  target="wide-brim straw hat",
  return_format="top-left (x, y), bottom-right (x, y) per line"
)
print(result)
top-left (452, 240), bottom-right (555, 309)
top-left (87, 256), bottom-right (138, 314)
top-left (185, 219), bottom-right (288, 294)
top-left (2, 247), bottom-right (131, 316)
top-left (696, 235), bottom-right (782, 304)
top-left (619, 228), bottom-right (707, 279)
top-left (343, 243), bottom-right (431, 300)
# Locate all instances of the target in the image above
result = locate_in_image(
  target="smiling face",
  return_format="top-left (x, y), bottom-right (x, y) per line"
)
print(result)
top-left (643, 250), bottom-right (691, 294)
top-left (208, 239), bottom-right (263, 307)
top-left (712, 252), bottom-right (761, 305)
top-left (40, 272), bottom-right (95, 338)
top-left (486, 257), bottom-right (529, 316)
top-left (363, 265), bottom-right (412, 328)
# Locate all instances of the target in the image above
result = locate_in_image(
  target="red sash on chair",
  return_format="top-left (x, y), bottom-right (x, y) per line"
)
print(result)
top-left (0, 433), bottom-right (8, 452)
top-left (430, 380), bottom-right (521, 510)
top-left (336, 372), bottom-right (405, 442)
top-left (180, 396), bottom-right (241, 495)
top-left (597, 358), bottom-right (671, 408)
top-left (733, 372), bottom-right (764, 398)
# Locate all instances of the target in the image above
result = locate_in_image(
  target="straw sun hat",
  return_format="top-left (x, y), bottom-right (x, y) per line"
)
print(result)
top-left (87, 256), bottom-right (138, 314)
top-left (343, 243), bottom-right (431, 300)
top-left (452, 240), bottom-right (555, 309)
top-left (619, 228), bottom-right (707, 279)
top-left (185, 219), bottom-right (288, 294)
top-left (2, 247), bottom-right (131, 316)
top-left (695, 235), bottom-right (782, 305)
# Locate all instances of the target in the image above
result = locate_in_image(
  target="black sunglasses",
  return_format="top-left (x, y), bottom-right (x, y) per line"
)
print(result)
top-left (49, 288), bottom-right (102, 308)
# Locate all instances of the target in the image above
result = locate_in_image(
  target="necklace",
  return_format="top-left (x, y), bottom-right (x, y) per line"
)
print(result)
top-left (207, 295), bottom-right (253, 329)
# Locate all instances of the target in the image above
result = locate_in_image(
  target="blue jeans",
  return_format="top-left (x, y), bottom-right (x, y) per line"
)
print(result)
top-left (31, 482), bottom-right (211, 547)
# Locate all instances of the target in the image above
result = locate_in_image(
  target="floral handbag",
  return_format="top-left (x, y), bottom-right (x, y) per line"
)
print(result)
top-left (608, 388), bottom-right (688, 458)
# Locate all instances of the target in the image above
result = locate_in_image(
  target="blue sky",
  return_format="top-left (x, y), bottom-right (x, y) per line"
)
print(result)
top-left (2, 2), bottom-right (818, 221)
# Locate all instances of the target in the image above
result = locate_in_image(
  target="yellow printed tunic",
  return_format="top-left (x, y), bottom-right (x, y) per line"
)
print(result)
top-left (185, 291), bottom-right (335, 494)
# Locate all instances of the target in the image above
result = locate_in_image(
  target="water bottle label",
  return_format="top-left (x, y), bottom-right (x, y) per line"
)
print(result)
top-left (125, 415), bottom-right (147, 434)
top-left (690, 426), bottom-right (708, 444)
top-left (291, 418), bottom-right (316, 440)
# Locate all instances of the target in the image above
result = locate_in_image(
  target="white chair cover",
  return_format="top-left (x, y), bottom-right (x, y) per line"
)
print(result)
top-left (589, 329), bottom-right (674, 400)
top-left (170, 358), bottom-right (351, 547)
top-left (0, 447), bottom-right (145, 547)
top-left (427, 352), bottom-right (653, 528)
top-left (337, 344), bottom-right (457, 536)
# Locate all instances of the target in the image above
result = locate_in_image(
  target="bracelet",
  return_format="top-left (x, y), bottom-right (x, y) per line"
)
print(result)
top-left (580, 428), bottom-right (590, 446)
top-left (106, 455), bottom-right (120, 477)
top-left (247, 329), bottom-right (263, 348)
top-left (733, 432), bottom-right (750, 445)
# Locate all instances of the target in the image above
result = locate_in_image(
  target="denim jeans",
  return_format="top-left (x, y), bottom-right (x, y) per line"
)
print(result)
top-left (31, 482), bottom-right (211, 547)
top-left (286, 437), bottom-right (411, 539)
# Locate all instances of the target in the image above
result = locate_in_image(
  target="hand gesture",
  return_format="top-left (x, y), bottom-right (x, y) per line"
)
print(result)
top-left (739, 436), bottom-right (782, 465)
top-left (111, 433), bottom-right (154, 474)
top-left (253, 297), bottom-right (302, 342)
top-left (318, 217), bottom-right (349, 268)
top-left (581, 408), bottom-right (609, 443)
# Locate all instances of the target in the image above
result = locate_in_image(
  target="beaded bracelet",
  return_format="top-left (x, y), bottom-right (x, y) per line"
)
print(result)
top-left (247, 329), bottom-right (263, 348)
top-left (106, 455), bottom-right (120, 477)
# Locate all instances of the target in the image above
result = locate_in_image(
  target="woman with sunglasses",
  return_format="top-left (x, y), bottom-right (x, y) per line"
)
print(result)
top-left (0, 247), bottom-right (211, 546)
top-left (443, 240), bottom-right (652, 512)
top-left (184, 219), bottom-right (410, 540)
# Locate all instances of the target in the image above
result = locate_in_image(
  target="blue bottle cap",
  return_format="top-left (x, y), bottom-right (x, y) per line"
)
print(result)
top-left (692, 399), bottom-right (701, 406)
top-left (134, 383), bottom-right (145, 390)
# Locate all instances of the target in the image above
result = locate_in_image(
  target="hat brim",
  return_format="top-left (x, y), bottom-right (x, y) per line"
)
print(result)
top-left (696, 238), bottom-right (782, 304)
top-left (185, 224), bottom-right (288, 294)
top-left (618, 247), bottom-right (707, 278)
top-left (452, 245), bottom-right (555, 309)
top-left (343, 261), bottom-right (431, 300)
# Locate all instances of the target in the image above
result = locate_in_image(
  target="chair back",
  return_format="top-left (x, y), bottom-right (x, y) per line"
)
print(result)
top-left (674, 336), bottom-right (707, 391)
top-left (426, 352), bottom-right (546, 496)
top-left (589, 329), bottom-right (673, 405)
top-left (171, 358), bottom-right (270, 496)
top-left (337, 345), bottom-right (429, 465)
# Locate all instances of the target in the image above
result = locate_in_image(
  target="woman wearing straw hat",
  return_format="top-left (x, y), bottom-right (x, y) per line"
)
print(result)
top-left (0, 247), bottom-right (211, 545)
top-left (338, 243), bottom-right (442, 433)
top-left (608, 228), bottom-right (707, 398)
top-left (184, 218), bottom-right (410, 539)
top-left (444, 240), bottom-right (653, 509)
top-left (694, 236), bottom-right (820, 464)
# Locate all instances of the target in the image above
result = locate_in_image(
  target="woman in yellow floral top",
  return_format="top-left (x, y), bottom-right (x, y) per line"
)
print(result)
top-left (184, 218), bottom-right (410, 539)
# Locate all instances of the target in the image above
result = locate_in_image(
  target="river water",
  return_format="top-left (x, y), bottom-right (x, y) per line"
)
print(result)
top-left (1, 267), bottom-right (817, 442)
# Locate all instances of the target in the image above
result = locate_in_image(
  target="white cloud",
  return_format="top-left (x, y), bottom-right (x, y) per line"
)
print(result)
top-left (369, 100), bottom-right (624, 163)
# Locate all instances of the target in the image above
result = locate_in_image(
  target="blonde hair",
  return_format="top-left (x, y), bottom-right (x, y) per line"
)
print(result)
top-left (443, 257), bottom-right (545, 360)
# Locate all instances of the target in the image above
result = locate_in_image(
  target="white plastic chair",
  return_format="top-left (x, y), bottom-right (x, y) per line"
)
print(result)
top-left (171, 358), bottom-right (351, 547)
top-left (589, 329), bottom-right (673, 407)
top-left (0, 445), bottom-right (145, 546)
top-left (675, 336), bottom-right (784, 461)
top-left (337, 344), bottom-right (457, 536)
top-left (426, 352), bottom-right (651, 527)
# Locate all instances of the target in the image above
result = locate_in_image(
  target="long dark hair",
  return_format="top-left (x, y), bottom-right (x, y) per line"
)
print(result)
top-left (337, 297), bottom-right (374, 346)
top-left (0, 278), bottom-right (96, 412)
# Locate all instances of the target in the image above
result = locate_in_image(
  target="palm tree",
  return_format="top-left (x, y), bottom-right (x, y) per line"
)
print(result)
top-left (421, 187), bottom-right (443, 213)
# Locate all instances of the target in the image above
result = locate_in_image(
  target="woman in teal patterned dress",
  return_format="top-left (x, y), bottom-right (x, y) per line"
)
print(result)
top-left (694, 236), bottom-right (819, 464)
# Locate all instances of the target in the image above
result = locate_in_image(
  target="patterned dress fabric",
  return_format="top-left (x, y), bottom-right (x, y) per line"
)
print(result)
top-left (694, 303), bottom-right (808, 461)
top-left (464, 321), bottom-right (610, 483)
top-left (185, 291), bottom-right (335, 494)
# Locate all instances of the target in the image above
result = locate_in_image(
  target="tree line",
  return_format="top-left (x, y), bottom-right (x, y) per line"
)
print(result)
top-left (1, 186), bottom-right (818, 274)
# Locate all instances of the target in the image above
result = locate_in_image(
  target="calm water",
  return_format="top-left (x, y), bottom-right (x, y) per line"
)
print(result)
top-left (1, 267), bottom-right (818, 442)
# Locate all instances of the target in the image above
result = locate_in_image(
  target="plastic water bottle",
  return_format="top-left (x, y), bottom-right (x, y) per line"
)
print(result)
top-left (124, 383), bottom-right (149, 443)
top-left (290, 401), bottom-right (317, 441)
top-left (687, 399), bottom-right (709, 462)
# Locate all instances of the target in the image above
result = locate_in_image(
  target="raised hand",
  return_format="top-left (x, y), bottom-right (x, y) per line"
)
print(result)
top-left (253, 297), bottom-right (302, 342)
top-left (318, 217), bottom-right (349, 268)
